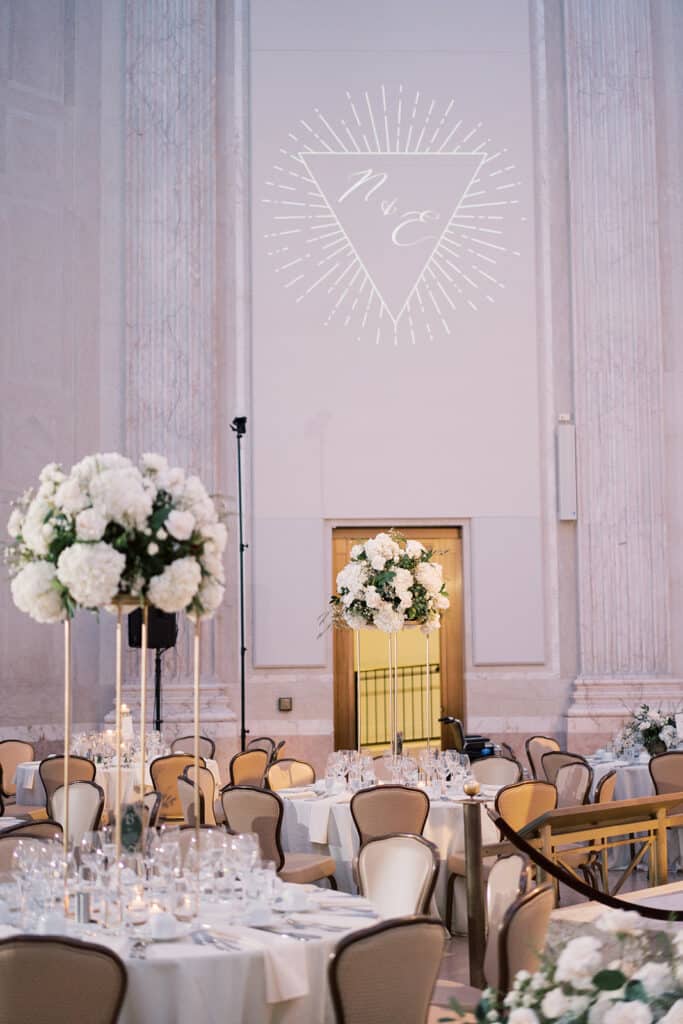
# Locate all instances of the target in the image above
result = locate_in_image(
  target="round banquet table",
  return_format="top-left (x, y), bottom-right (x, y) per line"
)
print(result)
top-left (14, 759), bottom-right (222, 811)
top-left (588, 755), bottom-right (683, 872)
top-left (280, 784), bottom-right (500, 929)
top-left (0, 886), bottom-right (378, 1024)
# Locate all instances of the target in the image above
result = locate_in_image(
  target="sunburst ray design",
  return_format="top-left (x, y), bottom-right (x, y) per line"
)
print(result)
top-left (263, 86), bottom-right (523, 346)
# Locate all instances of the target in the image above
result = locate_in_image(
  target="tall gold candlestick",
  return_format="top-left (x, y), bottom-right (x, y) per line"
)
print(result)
top-left (115, 605), bottom-right (123, 860)
top-left (63, 618), bottom-right (72, 854)
top-left (425, 633), bottom-right (431, 751)
top-left (193, 619), bottom-right (201, 841)
top-left (139, 603), bottom-right (149, 803)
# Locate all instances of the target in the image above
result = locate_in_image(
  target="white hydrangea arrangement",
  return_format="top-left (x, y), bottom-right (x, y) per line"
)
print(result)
top-left (446, 910), bottom-right (683, 1024)
top-left (330, 530), bottom-right (449, 634)
top-left (6, 453), bottom-right (226, 623)
top-left (613, 704), bottom-right (677, 758)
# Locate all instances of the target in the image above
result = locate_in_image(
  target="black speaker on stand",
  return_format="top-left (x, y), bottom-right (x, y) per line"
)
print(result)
top-left (128, 609), bottom-right (178, 732)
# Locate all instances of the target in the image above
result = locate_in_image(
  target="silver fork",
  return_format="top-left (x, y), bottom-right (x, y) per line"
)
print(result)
top-left (193, 928), bottom-right (241, 952)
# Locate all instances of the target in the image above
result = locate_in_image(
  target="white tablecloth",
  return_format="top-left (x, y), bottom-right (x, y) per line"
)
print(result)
top-left (280, 785), bottom-right (499, 924)
top-left (588, 756), bottom-right (683, 872)
top-left (14, 759), bottom-right (221, 812)
top-left (0, 886), bottom-right (378, 1024)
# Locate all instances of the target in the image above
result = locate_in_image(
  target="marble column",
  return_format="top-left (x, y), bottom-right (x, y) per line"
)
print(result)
top-left (121, 0), bottom-right (234, 736)
top-left (563, 0), bottom-right (682, 744)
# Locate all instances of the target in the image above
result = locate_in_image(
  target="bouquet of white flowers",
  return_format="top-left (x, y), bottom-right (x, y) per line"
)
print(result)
top-left (613, 704), bottom-right (677, 758)
top-left (330, 530), bottom-right (449, 634)
top-left (6, 453), bottom-right (226, 623)
top-left (446, 910), bottom-right (683, 1024)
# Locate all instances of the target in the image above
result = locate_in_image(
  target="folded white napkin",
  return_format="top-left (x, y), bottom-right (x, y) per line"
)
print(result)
top-left (199, 906), bottom-right (308, 1004)
top-left (308, 798), bottom-right (334, 843)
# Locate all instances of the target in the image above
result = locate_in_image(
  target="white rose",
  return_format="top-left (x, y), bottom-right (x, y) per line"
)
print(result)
top-left (89, 465), bottom-right (153, 530)
top-left (603, 1002), bottom-right (652, 1024)
top-left (595, 910), bottom-right (644, 936)
top-left (420, 614), bottom-right (441, 634)
top-left (54, 476), bottom-right (89, 515)
top-left (56, 542), bottom-right (125, 608)
top-left (201, 522), bottom-right (227, 553)
top-left (393, 568), bottom-right (413, 593)
top-left (21, 498), bottom-right (52, 555)
top-left (569, 995), bottom-right (591, 1015)
top-left (201, 550), bottom-right (225, 581)
top-left (633, 961), bottom-right (672, 998)
top-left (147, 542), bottom-right (159, 556)
top-left (187, 576), bottom-right (225, 621)
top-left (541, 988), bottom-right (570, 1019)
top-left (661, 1001), bottom-right (683, 1024)
top-left (370, 555), bottom-right (386, 571)
top-left (75, 507), bottom-right (107, 542)
top-left (39, 462), bottom-right (65, 487)
top-left (415, 561), bottom-right (443, 595)
top-left (148, 557), bottom-right (202, 613)
top-left (181, 475), bottom-right (217, 527)
top-left (336, 562), bottom-right (368, 598)
top-left (588, 994), bottom-right (618, 1024)
top-left (405, 539), bottom-right (425, 558)
top-left (555, 936), bottom-right (603, 989)
top-left (140, 453), bottom-right (168, 475)
top-left (364, 586), bottom-right (381, 609)
top-left (365, 532), bottom-right (400, 565)
top-left (157, 528), bottom-right (167, 540)
top-left (7, 507), bottom-right (24, 538)
top-left (11, 561), bottom-right (66, 623)
top-left (373, 602), bottom-right (405, 633)
top-left (508, 1010), bottom-right (540, 1024)
top-left (435, 593), bottom-right (450, 610)
top-left (165, 509), bottom-right (195, 542)
top-left (163, 466), bottom-right (186, 497)
top-left (350, 544), bottom-right (364, 559)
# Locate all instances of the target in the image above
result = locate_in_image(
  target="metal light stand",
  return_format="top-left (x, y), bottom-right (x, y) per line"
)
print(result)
top-left (231, 415), bottom-right (249, 752)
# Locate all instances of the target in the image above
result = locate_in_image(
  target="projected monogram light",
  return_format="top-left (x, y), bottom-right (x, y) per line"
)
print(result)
top-left (263, 86), bottom-right (523, 345)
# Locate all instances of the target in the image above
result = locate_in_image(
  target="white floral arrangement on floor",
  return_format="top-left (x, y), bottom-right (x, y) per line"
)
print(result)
top-left (613, 704), bottom-right (677, 758)
top-left (447, 909), bottom-right (683, 1024)
top-left (5, 453), bottom-right (226, 623)
top-left (330, 530), bottom-right (449, 633)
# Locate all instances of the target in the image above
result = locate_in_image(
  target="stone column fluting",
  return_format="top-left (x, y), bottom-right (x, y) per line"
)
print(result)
top-left (563, 0), bottom-right (682, 744)
top-left (121, 0), bottom-right (232, 731)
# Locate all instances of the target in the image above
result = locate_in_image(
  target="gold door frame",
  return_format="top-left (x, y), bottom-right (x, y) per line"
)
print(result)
top-left (332, 527), bottom-right (464, 751)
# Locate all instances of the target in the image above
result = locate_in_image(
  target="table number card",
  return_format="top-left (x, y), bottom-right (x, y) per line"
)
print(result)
top-left (120, 802), bottom-right (144, 853)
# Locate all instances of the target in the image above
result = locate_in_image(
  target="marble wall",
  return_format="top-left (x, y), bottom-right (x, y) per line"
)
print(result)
top-left (1, 0), bottom-right (682, 769)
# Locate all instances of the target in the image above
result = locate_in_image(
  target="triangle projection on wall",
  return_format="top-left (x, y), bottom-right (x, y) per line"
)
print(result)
top-left (302, 152), bottom-right (486, 325)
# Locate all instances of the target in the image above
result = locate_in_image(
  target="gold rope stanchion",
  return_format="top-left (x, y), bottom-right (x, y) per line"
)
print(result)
top-left (139, 603), bottom-right (149, 803)
top-left (63, 618), bottom-right (72, 855)
top-left (114, 605), bottom-right (123, 861)
top-left (354, 630), bottom-right (361, 754)
top-left (193, 619), bottom-right (201, 842)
